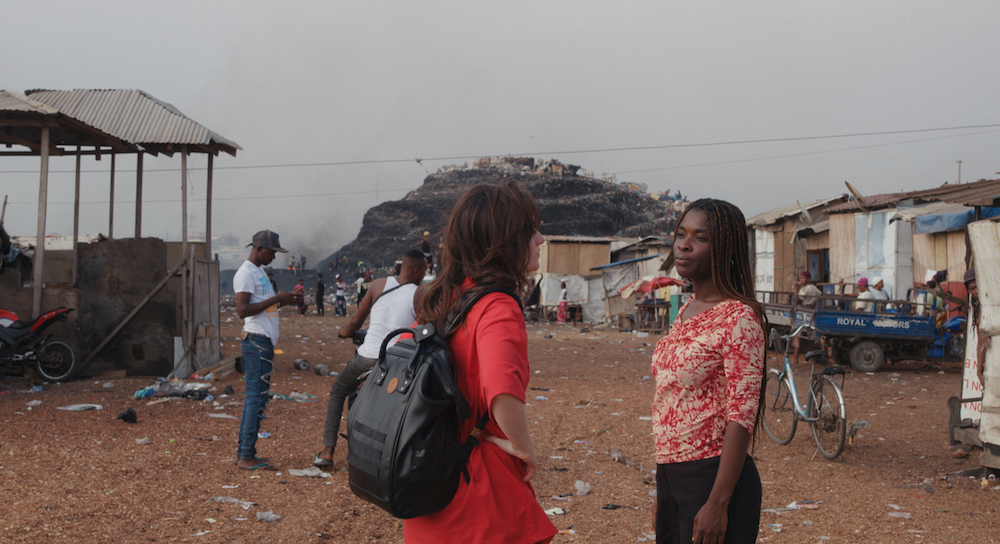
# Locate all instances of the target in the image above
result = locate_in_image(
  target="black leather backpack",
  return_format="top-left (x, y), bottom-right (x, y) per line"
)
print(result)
top-left (346, 288), bottom-right (519, 519)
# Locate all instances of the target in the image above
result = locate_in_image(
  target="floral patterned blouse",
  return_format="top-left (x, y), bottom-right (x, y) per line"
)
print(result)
top-left (652, 298), bottom-right (765, 465)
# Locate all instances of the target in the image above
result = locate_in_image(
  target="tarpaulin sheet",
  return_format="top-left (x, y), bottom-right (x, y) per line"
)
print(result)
top-left (913, 207), bottom-right (1000, 234)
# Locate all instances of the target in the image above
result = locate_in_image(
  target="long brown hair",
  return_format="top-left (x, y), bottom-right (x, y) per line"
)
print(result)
top-left (419, 181), bottom-right (541, 330)
top-left (675, 198), bottom-right (768, 445)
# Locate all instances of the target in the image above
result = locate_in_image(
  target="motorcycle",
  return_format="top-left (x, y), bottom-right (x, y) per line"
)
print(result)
top-left (0, 307), bottom-right (82, 382)
top-left (927, 315), bottom-right (967, 360)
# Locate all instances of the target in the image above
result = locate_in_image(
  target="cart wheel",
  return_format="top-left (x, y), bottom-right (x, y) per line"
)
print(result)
top-left (850, 340), bottom-right (884, 372)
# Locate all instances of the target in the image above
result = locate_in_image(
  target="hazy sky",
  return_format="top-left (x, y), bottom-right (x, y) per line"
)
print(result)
top-left (3, 1), bottom-right (999, 264)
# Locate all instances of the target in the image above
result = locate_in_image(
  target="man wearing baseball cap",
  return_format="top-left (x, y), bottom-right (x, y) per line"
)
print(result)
top-left (233, 230), bottom-right (301, 470)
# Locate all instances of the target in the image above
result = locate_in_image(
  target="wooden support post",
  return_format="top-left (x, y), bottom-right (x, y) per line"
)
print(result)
top-left (135, 153), bottom-right (143, 238)
top-left (32, 127), bottom-right (50, 318)
top-left (181, 146), bottom-right (188, 259)
top-left (72, 147), bottom-right (81, 286)
top-left (108, 151), bottom-right (115, 240)
top-left (206, 153), bottom-right (213, 257)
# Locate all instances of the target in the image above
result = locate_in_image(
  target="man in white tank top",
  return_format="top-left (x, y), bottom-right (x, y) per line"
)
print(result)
top-left (314, 250), bottom-right (428, 468)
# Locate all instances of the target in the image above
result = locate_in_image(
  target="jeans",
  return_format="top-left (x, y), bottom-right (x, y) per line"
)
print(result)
top-left (238, 333), bottom-right (274, 461)
top-left (335, 295), bottom-right (347, 316)
top-left (322, 351), bottom-right (378, 452)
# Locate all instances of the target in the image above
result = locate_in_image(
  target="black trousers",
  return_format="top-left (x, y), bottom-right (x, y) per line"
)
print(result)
top-left (656, 455), bottom-right (761, 544)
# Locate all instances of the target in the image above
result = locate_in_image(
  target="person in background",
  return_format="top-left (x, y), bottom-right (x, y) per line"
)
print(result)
top-left (294, 279), bottom-right (307, 315)
top-left (233, 230), bottom-right (301, 471)
top-left (854, 277), bottom-right (873, 312)
top-left (795, 270), bottom-right (822, 307)
top-left (651, 199), bottom-right (764, 543)
top-left (405, 181), bottom-right (557, 544)
top-left (334, 274), bottom-right (348, 316)
top-left (314, 273), bottom-right (326, 316)
top-left (557, 281), bottom-right (569, 324)
top-left (792, 270), bottom-right (821, 363)
top-left (313, 250), bottom-right (427, 469)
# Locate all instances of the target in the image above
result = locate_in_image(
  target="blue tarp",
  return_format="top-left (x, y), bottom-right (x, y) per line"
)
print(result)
top-left (913, 207), bottom-right (1000, 234)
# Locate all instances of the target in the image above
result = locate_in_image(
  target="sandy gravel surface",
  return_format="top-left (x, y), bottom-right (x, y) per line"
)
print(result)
top-left (0, 307), bottom-right (996, 543)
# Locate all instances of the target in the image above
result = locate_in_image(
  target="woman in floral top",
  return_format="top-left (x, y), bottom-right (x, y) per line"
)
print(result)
top-left (651, 199), bottom-right (765, 544)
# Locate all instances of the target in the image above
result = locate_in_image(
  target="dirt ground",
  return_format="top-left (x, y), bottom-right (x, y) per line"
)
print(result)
top-left (1, 305), bottom-right (998, 543)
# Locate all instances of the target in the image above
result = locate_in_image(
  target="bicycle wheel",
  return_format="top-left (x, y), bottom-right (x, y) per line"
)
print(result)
top-left (35, 338), bottom-right (82, 382)
top-left (809, 376), bottom-right (846, 459)
top-left (762, 369), bottom-right (797, 445)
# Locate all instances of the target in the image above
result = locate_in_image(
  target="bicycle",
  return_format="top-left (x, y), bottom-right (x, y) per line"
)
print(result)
top-left (761, 325), bottom-right (848, 460)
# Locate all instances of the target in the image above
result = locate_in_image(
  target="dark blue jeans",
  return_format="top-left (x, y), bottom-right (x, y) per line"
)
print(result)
top-left (238, 333), bottom-right (274, 461)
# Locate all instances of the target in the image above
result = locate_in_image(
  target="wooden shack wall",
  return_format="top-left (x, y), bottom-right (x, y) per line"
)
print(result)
top-left (829, 213), bottom-right (855, 283)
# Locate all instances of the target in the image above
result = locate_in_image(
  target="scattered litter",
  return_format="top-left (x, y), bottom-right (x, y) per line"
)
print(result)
top-left (888, 512), bottom-right (913, 519)
top-left (641, 375), bottom-right (650, 380)
top-left (544, 507), bottom-right (566, 516)
top-left (135, 437), bottom-right (150, 445)
top-left (207, 413), bottom-right (238, 419)
top-left (536, 396), bottom-right (549, 401)
top-left (222, 385), bottom-right (234, 395)
top-left (888, 503), bottom-right (903, 510)
top-left (551, 494), bottom-right (572, 501)
top-left (26, 400), bottom-right (41, 407)
top-left (30, 385), bottom-right (43, 393)
top-left (57, 404), bottom-right (103, 411)
top-left (530, 387), bottom-right (552, 391)
top-left (549, 467), bottom-right (569, 472)
top-left (314, 364), bottom-right (331, 376)
top-left (117, 407), bottom-right (138, 423)
top-left (206, 496), bottom-right (257, 510)
top-left (288, 467), bottom-right (331, 478)
top-left (634, 331), bottom-right (649, 338)
top-left (637, 533), bottom-right (655, 541)
top-left (558, 529), bottom-right (577, 535)
top-left (103, 382), bottom-right (115, 389)
top-left (575, 480), bottom-right (592, 496)
top-left (638, 416), bottom-right (651, 421)
top-left (190, 531), bottom-right (212, 536)
top-left (293, 358), bottom-right (310, 370)
top-left (601, 504), bottom-right (626, 510)
top-left (256, 510), bottom-right (281, 523)
top-left (258, 432), bottom-right (271, 438)
top-left (222, 485), bottom-right (240, 489)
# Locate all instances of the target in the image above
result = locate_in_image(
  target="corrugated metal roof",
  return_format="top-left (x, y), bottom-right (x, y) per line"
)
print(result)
top-left (591, 253), bottom-right (665, 270)
top-left (0, 90), bottom-right (58, 115)
top-left (823, 193), bottom-right (911, 214)
top-left (25, 89), bottom-right (240, 155)
top-left (905, 178), bottom-right (1000, 208)
top-left (746, 194), bottom-right (847, 226)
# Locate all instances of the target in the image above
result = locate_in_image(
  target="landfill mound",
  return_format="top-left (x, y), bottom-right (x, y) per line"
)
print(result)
top-left (322, 159), bottom-right (687, 272)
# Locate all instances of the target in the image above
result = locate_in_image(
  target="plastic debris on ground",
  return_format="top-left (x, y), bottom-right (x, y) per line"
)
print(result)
top-left (288, 466), bottom-right (331, 478)
top-left (135, 437), bottom-right (150, 445)
top-left (544, 507), bottom-right (566, 516)
top-left (575, 480), bottom-right (592, 496)
top-left (116, 407), bottom-right (138, 423)
top-left (256, 510), bottom-right (281, 523)
top-left (205, 496), bottom-right (257, 510)
top-left (207, 413), bottom-right (238, 419)
top-left (26, 400), bottom-right (41, 408)
top-left (57, 404), bottom-right (103, 411)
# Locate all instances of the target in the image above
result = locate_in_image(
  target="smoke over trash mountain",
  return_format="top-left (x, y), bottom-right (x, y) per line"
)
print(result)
top-left (319, 158), bottom-right (689, 273)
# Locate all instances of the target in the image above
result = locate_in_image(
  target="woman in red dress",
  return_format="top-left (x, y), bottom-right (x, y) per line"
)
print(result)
top-left (405, 181), bottom-right (557, 544)
top-left (651, 199), bottom-right (765, 544)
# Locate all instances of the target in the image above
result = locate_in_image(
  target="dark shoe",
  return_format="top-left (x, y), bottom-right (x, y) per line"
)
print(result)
top-left (312, 452), bottom-right (334, 468)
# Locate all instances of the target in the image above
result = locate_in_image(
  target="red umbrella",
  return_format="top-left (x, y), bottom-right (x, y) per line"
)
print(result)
top-left (636, 276), bottom-right (683, 293)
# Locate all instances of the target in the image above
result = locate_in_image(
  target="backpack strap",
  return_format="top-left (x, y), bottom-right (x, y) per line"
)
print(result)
top-left (442, 287), bottom-right (522, 337)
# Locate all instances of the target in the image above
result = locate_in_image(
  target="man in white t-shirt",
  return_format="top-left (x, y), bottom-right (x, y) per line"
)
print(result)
top-left (313, 250), bottom-right (427, 468)
top-left (233, 230), bottom-right (301, 471)
top-left (855, 277), bottom-right (874, 312)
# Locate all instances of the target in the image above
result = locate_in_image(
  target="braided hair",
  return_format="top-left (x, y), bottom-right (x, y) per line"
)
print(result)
top-left (675, 198), bottom-right (768, 446)
top-left (674, 198), bottom-right (765, 328)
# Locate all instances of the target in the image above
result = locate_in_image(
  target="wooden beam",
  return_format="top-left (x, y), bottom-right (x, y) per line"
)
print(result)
top-left (135, 153), bottom-right (143, 238)
top-left (108, 151), bottom-right (115, 240)
top-left (206, 154), bottom-right (213, 257)
top-left (72, 147), bottom-right (81, 286)
top-left (0, 119), bottom-right (58, 128)
top-left (32, 127), bottom-right (50, 318)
